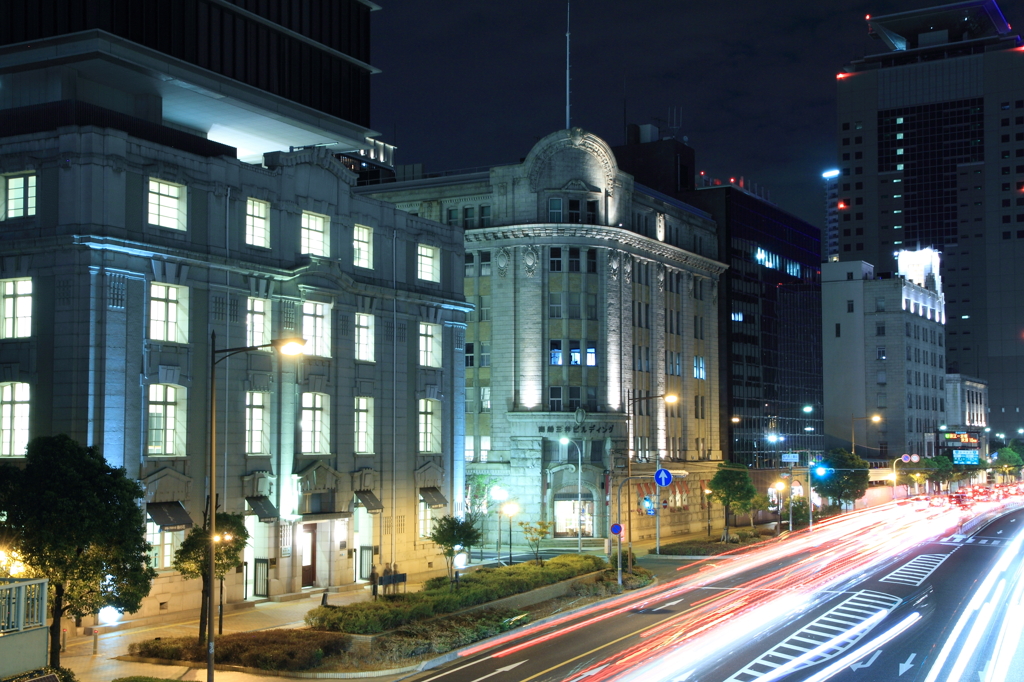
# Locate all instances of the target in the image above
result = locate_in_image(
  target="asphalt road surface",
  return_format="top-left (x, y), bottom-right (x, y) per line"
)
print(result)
top-left (399, 498), bottom-right (1024, 682)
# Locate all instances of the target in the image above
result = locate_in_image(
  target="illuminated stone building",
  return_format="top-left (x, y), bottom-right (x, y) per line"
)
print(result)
top-left (0, 0), bottom-right (466, 620)
top-left (359, 128), bottom-right (726, 546)
top-left (822, 250), bottom-right (947, 462)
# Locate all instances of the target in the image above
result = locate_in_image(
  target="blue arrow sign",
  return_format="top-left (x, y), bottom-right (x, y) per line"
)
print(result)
top-left (655, 468), bottom-right (673, 487)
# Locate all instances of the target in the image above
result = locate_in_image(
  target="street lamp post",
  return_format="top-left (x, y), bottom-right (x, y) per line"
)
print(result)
top-left (773, 481), bottom-right (785, 535)
top-left (490, 486), bottom-right (507, 560)
top-left (623, 393), bottom-right (677, 573)
top-left (207, 331), bottom-right (304, 682)
top-left (501, 502), bottom-right (519, 565)
top-left (704, 488), bottom-right (712, 538)
top-left (850, 414), bottom-right (882, 458)
top-left (560, 437), bottom-right (584, 553)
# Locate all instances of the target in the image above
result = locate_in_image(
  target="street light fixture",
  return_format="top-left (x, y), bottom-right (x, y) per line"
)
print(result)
top-left (850, 414), bottom-right (882, 458)
top-left (560, 437), bottom-right (585, 553)
top-left (501, 501), bottom-right (519, 565)
top-left (207, 331), bottom-right (304, 682)
top-left (703, 488), bottom-right (713, 538)
top-left (774, 481), bottom-right (786, 535)
top-left (622, 393), bottom-right (677, 574)
top-left (490, 486), bottom-right (508, 558)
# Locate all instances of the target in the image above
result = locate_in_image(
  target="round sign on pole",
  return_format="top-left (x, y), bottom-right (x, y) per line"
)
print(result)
top-left (610, 523), bottom-right (623, 535)
top-left (655, 468), bottom-right (673, 487)
top-left (911, 454), bottom-right (920, 463)
top-left (901, 454), bottom-right (911, 463)
top-left (662, 499), bottom-right (668, 509)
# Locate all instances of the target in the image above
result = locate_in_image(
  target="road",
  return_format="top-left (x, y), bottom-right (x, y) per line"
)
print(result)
top-left (399, 498), bottom-right (1024, 682)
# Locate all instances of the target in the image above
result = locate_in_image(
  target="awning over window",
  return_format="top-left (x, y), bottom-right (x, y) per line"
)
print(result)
top-left (419, 487), bottom-right (448, 508)
top-left (246, 496), bottom-right (279, 522)
top-left (147, 501), bottom-right (194, 532)
top-left (354, 490), bottom-right (384, 513)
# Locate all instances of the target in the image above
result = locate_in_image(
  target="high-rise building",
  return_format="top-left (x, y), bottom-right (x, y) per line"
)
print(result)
top-left (0, 0), bottom-right (466, 619)
top-left (821, 251), bottom-right (947, 461)
top-left (835, 0), bottom-right (1024, 433)
top-left (611, 128), bottom-right (824, 471)
top-left (360, 128), bottom-right (727, 546)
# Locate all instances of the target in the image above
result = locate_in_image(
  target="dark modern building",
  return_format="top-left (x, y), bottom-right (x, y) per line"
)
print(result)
top-left (835, 0), bottom-right (1024, 433)
top-left (613, 127), bottom-right (824, 470)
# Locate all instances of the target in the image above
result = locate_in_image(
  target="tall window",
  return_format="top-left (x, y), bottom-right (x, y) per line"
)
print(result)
top-left (301, 211), bottom-right (329, 257)
top-left (587, 250), bottom-right (598, 273)
top-left (568, 248), bottom-right (581, 272)
top-left (463, 206), bottom-right (475, 228)
top-left (148, 384), bottom-right (184, 456)
top-left (301, 392), bottom-right (329, 454)
top-left (570, 340), bottom-right (581, 365)
top-left (3, 174), bottom-right (36, 219)
top-left (478, 295), bottom-right (491, 321)
top-left (419, 323), bottom-right (442, 366)
top-left (693, 356), bottom-right (706, 380)
top-left (586, 346), bottom-right (597, 366)
top-left (567, 293), bottom-right (581, 319)
top-left (354, 396), bottom-right (373, 454)
top-left (146, 521), bottom-right (184, 570)
top-left (149, 283), bottom-right (188, 343)
top-left (549, 293), bottom-right (562, 318)
top-left (549, 386), bottom-right (563, 412)
top-left (245, 198), bottom-right (270, 247)
top-left (550, 340), bottom-right (563, 365)
top-left (353, 224), bottom-right (373, 268)
top-left (302, 302), bottom-right (331, 357)
top-left (247, 297), bottom-right (270, 347)
top-left (245, 391), bottom-right (268, 455)
top-left (0, 382), bottom-right (29, 457)
top-left (479, 343), bottom-right (491, 367)
top-left (417, 244), bottom-right (441, 282)
top-left (355, 313), bottom-right (374, 362)
top-left (1, 279), bottom-right (32, 339)
top-left (418, 399), bottom-right (441, 453)
top-left (587, 294), bottom-right (598, 320)
top-left (418, 499), bottom-right (433, 538)
top-left (480, 386), bottom-right (491, 412)
top-left (480, 206), bottom-right (492, 227)
top-left (550, 247), bottom-right (563, 272)
top-left (465, 253), bottom-right (476, 277)
top-left (480, 251), bottom-right (492, 275)
top-left (148, 179), bottom-right (187, 230)
top-left (548, 198), bottom-right (563, 222)
top-left (465, 342), bottom-right (475, 367)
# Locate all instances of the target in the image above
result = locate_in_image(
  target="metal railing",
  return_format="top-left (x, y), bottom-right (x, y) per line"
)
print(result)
top-left (0, 578), bottom-right (47, 634)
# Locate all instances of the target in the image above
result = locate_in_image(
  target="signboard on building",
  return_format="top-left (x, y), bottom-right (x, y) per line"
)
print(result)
top-left (938, 431), bottom-right (981, 465)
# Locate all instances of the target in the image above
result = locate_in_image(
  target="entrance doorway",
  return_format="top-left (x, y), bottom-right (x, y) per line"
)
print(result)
top-left (301, 524), bottom-right (316, 587)
top-left (553, 487), bottom-right (594, 537)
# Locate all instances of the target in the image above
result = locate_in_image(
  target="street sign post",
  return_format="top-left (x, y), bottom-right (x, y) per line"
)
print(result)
top-left (610, 523), bottom-right (622, 535)
top-left (654, 469), bottom-right (673, 486)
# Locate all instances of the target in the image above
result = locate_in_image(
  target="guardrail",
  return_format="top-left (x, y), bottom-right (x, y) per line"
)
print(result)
top-left (0, 578), bottom-right (47, 634)
top-left (959, 497), bottom-right (1024, 535)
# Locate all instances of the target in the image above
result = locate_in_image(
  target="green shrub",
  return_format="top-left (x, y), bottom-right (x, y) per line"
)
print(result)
top-left (621, 566), bottom-right (654, 590)
top-left (3, 669), bottom-right (78, 682)
top-left (374, 608), bottom-right (528, 660)
top-left (111, 678), bottom-right (179, 682)
top-left (306, 553), bottom-right (605, 635)
top-left (128, 631), bottom-right (349, 671)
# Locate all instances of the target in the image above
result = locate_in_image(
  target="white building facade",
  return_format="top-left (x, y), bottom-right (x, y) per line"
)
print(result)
top-left (822, 250), bottom-right (947, 461)
top-left (361, 129), bottom-right (727, 545)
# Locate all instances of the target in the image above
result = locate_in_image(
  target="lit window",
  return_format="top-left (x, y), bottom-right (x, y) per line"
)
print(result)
top-left (355, 313), bottom-right (375, 362)
top-left (354, 396), bottom-right (373, 454)
top-left (148, 179), bottom-right (187, 231)
top-left (570, 340), bottom-right (581, 365)
top-left (246, 198), bottom-right (270, 248)
top-left (148, 384), bottom-right (185, 456)
top-left (302, 302), bottom-right (331, 357)
top-left (301, 211), bottom-right (329, 257)
top-left (418, 499), bottom-right (433, 538)
top-left (480, 387), bottom-right (491, 412)
top-left (145, 521), bottom-right (184, 570)
top-left (419, 322), bottom-right (442, 367)
top-left (417, 244), bottom-right (440, 282)
top-left (731, 311), bottom-right (744, 322)
top-left (149, 283), bottom-right (189, 343)
top-left (586, 346), bottom-right (597, 366)
top-left (353, 224), bottom-right (373, 268)
top-left (0, 382), bottom-right (30, 457)
top-left (465, 440), bottom-right (475, 462)
top-left (3, 174), bottom-right (36, 219)
top-left (418, 399), bottom-right (441, 453)
top-left (1, 279), bottom-right (32, 339)
top-left (693, 356), bottom-right (706, 380)
top-left (480, 435), bottom-right (490, 462)
top-left (300, 392), bottom-right (329, 454)
top-left (245, 391), bottom-right (268, 455)
top-left (550, 340), bottom-right (563, 365)
top-left (247, 297), bottom-right (271, 347)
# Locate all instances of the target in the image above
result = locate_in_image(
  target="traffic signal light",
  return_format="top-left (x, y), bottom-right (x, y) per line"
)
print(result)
top-left (814, 466), bottom-right (835, 476)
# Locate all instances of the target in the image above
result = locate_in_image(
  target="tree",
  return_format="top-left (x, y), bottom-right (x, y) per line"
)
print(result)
top-left (994, 447), bottom-right (1023, 482)
top-left (0, 435), bottom-right (156, 668)
top-left (812, 449), bottom-right (870, 511)
top-left (707, 464), bottom-right (756, 542)
top-left (464, 474), bottom-right (499, 555)
top-left (518, 520), bottom-right (554, 565)
top-left (736, 493), bottom-right (771, 528)
top-left (428, 515), bottom-right (482, 581)
top-left (172, 512), bottom-right (249, 644)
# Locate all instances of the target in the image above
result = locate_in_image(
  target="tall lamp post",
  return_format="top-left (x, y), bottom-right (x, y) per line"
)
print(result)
top-left (773, 481), bottom-right (786, 535)
top-left (501, 502), bottom-right (519, 565)
top-left (560, 437), bottom-right (585, 553)
top-left (703, 488), bottom-right (713, 538)
top-left (207, 331), bottom-right (304, 682)
top-left (850, 414), bottom-right (882, 458)
top-left (623, 393), bottom-right (677, 573)
top-left (490, 486), bottom-right (507, 559)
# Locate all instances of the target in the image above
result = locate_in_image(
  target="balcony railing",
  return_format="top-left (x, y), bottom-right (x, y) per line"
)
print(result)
top-left (0, 578), bottom-right (47, 634)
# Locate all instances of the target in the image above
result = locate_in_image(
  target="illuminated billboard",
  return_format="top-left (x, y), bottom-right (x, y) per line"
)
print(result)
top-left (938, 431), bottom-right (981, 465)
top-left (953, 449), bottom-right (979, 465)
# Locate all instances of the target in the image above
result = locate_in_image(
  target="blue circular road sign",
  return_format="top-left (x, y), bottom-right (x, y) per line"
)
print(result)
top-left (610, 523), bottom-right (623, 535)
top-left (655, 468), bottom-right (673, 487)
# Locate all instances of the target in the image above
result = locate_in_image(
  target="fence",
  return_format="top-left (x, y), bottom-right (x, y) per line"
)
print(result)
top-left (0, 577), bottom-right (49, 678)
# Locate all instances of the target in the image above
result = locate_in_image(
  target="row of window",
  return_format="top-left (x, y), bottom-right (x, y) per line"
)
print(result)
top-left (446, 205), bottom-right (493, 229)
top-left (550, 293), bottom-right (599, 319)
top-left (548, 386), bottom-right (599, 412)
top-left (550, 340), bottom-right (597, 366)
top-left (146, 384), bottom-right (443, 458)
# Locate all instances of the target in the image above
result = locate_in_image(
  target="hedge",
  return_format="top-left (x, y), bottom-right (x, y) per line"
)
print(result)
top-left (306, 554), bottom-right (607, 634)
top-left (128, 630), bottom-right (351, 671)
top-left (2, 669), bottom-right (77, 682)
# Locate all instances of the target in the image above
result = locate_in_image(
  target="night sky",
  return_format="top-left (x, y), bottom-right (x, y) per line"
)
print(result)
top-left (369, 0), bottom-right (1021, 229)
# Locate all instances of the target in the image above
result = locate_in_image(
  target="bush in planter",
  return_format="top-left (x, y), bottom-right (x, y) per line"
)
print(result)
top-left (128, 631), bottom-right (350, 671)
